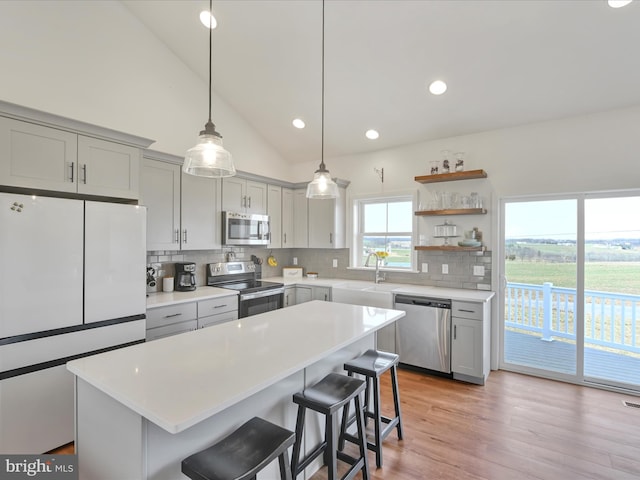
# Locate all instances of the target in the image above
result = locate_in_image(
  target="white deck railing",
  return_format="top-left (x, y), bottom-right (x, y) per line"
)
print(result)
top-left (505, 282), bottom-right (640, 354)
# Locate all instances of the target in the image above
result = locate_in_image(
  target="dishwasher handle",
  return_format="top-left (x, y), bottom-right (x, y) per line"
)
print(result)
top-left (394, 295), bottom-right (451, 309)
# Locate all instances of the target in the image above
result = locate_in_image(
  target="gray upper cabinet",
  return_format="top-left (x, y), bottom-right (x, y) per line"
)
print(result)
top-left (141, 154), bottom-right (221, 251)
top-left (281, 188), bottom-right (294, 248)
top-left (293, 189), bottom-right (308, 248)
top-left (267, 185), bottom-right (282, 248)
top-left (0, 116), bottom-right (142, 200)
top-left (222, 177), bottom-right (267, 214)
top-left (140, 159), bottom-right (180, 251)
top-left (308, 186), bottom-right (346, 248)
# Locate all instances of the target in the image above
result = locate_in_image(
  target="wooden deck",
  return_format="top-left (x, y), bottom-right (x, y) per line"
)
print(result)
top-left (504, 329), bottom-right (640, 387)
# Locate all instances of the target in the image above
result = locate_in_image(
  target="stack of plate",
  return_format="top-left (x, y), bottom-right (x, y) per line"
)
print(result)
top-left (458, 239), bottom-right (482, 247)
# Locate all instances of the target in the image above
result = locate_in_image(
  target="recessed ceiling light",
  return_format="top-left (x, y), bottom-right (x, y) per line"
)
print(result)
top-left (292, 118), bottom-right (305, 129)
top-left (199, 10), bottom-right (217, 29)
top-left (429, 80), bottom-right (447, 95)
top-left (365, 129), bottom-right (379, 140)
top-left (608, 0), bottom-right (633, 7)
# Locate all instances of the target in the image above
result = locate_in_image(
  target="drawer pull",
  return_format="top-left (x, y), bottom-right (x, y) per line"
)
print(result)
top-left (164, 313), bottom-right (182, 318)
top-left (213, 304), bottom-right (227, 309)
top-left (459, 309), bottom-right (475, 313)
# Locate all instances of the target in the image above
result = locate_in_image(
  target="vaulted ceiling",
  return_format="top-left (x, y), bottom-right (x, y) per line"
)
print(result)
top-left (122, 0), bottom-right (640, 164)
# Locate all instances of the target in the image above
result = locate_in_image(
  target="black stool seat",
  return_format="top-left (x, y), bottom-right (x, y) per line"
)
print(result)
top-left (340, 349), bottom-right (403, 468)
top-left (182, 416), bottom-right (295, 480)
top-left (291, 372), bottom-right (369, 480)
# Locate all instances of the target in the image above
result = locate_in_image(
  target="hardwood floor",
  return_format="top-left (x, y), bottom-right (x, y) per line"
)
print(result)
top-left (51, 368), bottom-right (640, 479)
top-left (309, 368), bottom-right (640, 480)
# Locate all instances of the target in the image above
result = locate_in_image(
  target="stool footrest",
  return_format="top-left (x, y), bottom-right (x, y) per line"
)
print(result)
top-left (335, 452), bottom-right (366, 480)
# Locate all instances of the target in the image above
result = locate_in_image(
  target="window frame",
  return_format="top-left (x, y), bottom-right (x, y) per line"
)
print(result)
top-left (350, 192), bottom-right (418, 271)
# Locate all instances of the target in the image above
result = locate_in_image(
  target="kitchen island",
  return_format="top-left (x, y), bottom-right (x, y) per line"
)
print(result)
top-left (67, 300), bottom-right (404, 480)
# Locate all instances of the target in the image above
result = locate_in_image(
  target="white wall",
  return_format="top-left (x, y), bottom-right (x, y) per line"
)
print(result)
top-left (0, 0), bottom-right (292, 180)
top-left (293, 104), bottom-right (640, 197)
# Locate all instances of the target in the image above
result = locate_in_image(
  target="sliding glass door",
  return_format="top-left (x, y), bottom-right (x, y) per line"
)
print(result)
top-left (501, 193), bottom-right (640, 392)
top-left (583, 196), bottom-right (640, 388)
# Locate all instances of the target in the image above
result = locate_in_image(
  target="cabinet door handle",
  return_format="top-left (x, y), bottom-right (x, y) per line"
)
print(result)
top-left (174, 229), bottom-right (180, 243)
top-left (283, 233), bottom-right (287, 244)
top-left (242, 195), bottom-right (247, 208)
top-left (81, 164), bottom-right (87, 184)
top-left (69, 162), bottom-right (75, 182)
top-left (329, 233), bottom-right (333, 244)
top-left (183, 229), bottom-right (187, 243)
top-left (324, 294), bottom-right (328, 301)
top-left (454, 325), bottom-right (457, 340)
top-left (248, 196), bottom-right (251, 208)
top-left (164, 313), bottom-right (182, 319)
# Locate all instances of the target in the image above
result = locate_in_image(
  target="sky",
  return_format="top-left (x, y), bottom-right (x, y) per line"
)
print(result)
top-left (505, 196), bottom-right (640, 241)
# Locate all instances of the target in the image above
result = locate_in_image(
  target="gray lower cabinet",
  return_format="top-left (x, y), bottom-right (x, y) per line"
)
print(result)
top-left (146, 296), bottom-right (238, 341)
top-left (284, 286), bottom-right (296, 307)
top-left (451, 300), bottom-right (490, 385)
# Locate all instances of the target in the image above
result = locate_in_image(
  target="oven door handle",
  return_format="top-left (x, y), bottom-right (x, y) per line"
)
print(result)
top-left (240, 287), bottom-right (285, 301)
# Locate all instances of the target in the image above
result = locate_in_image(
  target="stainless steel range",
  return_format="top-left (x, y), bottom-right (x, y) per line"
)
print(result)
top-left (206, 261), bottom-right (284, 318)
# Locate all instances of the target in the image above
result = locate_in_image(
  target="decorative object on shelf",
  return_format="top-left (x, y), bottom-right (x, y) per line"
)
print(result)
top-left (434, 220), bottom-right (458, 245)
top-left (430, 160), bottom-right (439, 175)
top-left (183, 0), bottom-right (236, 178)
top-left (454, 152), bottom-right (465, 172)
top-left (306, 0), bottom-right (339, 199)
top-left (441, 149), bottom-right (451, 173)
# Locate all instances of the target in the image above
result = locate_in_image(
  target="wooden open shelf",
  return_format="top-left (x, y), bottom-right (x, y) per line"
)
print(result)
top-left (415, 208), bottom-right (487, 216)
top-left (414, 169), bottom-right (487, 184)
top-left (415, 245), bottom-right (487, 252)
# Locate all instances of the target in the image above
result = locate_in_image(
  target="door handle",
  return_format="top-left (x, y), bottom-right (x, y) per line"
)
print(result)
top-left (248, 196), bottom-right (251, 208)
top-left (183, 229), bottom-right (187, 243)
top-left (81, 164), bottom-right (87, 184)
top-left (284, 233), bottom-right (287, 244)
top-left (174, 229), bottom-right (180, 243)
top-left (454, 325), bottom-right (457, 340)
top-left (69, 162), bottom-right (75, 182)
top-left (329, 233), bottom-right (333, 244)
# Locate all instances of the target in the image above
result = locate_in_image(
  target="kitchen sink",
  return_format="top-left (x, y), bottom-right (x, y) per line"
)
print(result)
top-left (332, 287), bottom-right (394, 309)
top-left (362, 284), bottom-right (399, 293)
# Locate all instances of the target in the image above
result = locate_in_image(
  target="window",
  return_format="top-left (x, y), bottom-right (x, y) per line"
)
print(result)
top-left (353, 195), bottom-right (414, 269)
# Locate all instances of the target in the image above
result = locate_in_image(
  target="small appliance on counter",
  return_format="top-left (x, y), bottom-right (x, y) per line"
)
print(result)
top-left (175, 262), bottom-right (196, 291)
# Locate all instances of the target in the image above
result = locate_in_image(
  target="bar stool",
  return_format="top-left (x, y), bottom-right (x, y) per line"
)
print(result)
top-left (181, 416), bottom-right (295, 480)
top-left (291, 372), bottom-right (369, 480)
top-left (339, 349), bottom-right (404, 468)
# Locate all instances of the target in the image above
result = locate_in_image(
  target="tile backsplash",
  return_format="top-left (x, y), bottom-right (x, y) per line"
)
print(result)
top-left (147, 247), bottom-right (492, 291)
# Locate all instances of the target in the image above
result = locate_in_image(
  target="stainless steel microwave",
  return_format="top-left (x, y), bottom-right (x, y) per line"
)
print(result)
top-left (222, 212), bottom-right (270, 245)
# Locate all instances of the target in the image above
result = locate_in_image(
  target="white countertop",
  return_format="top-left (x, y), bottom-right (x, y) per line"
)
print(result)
top-left (67, 301), bottom-right (404, 434)
top-left (146, 286), bottom-right (238, 308)
top-left (268, 277), bottom-right (495, 303)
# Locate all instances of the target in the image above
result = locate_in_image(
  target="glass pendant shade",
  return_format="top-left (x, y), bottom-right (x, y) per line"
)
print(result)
top-left (183, 126), bottom-right (235, 178)
top-left (306, 164), bottom-right (339, 199)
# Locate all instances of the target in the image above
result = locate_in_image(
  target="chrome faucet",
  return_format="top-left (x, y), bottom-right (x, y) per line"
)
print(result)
top-left (364, 252), bottom-right (386, 284)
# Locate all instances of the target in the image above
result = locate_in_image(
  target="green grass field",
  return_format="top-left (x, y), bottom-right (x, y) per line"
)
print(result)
top-left (505, 261), bottom-right (640, 295)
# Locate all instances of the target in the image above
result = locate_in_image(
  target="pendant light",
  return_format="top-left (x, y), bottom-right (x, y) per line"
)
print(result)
top-left (306, 0), bottom-right (339, 199)
top-left (183, 0), bottom-right (236, 178)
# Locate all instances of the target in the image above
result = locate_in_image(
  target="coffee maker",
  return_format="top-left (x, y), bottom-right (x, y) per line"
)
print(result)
top-left (175, 262), bottom-right (196, 291)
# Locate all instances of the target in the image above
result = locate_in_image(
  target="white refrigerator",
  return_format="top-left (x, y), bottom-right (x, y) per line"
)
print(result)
top-left (0, 193), bottom-right (146, 454)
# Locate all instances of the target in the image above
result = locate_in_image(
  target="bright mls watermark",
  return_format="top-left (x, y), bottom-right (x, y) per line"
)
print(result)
top-left (0, 455), bottom-right (77, 480)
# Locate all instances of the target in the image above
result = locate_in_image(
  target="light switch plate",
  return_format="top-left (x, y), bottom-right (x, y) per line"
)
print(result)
top-left (421, 263), bottom-right (428, 273)
top-left (473, 265), bottom-right (485, 276)
top-left (332, 259), bottom-right (338, 268)
top-left (293, 257), bottom-right (298, 265)
top-left (442, 264), bottom-right (448, 274)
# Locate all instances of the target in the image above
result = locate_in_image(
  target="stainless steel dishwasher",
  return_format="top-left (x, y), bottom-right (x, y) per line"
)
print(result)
top-left (394, 295), bottom-right (452, 373)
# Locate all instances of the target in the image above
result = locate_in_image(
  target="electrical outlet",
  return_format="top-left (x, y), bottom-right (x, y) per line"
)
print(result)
top-left (293, 257), bottom-right (298, 265)
top-left (442, 264), bottom-right (448, 274)
top-left (332, 259), bottom-right (338, 268)
top-left (421, 263), bottom-right (429, 273)
top-left (473, 265), bottom-right (485, 276)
